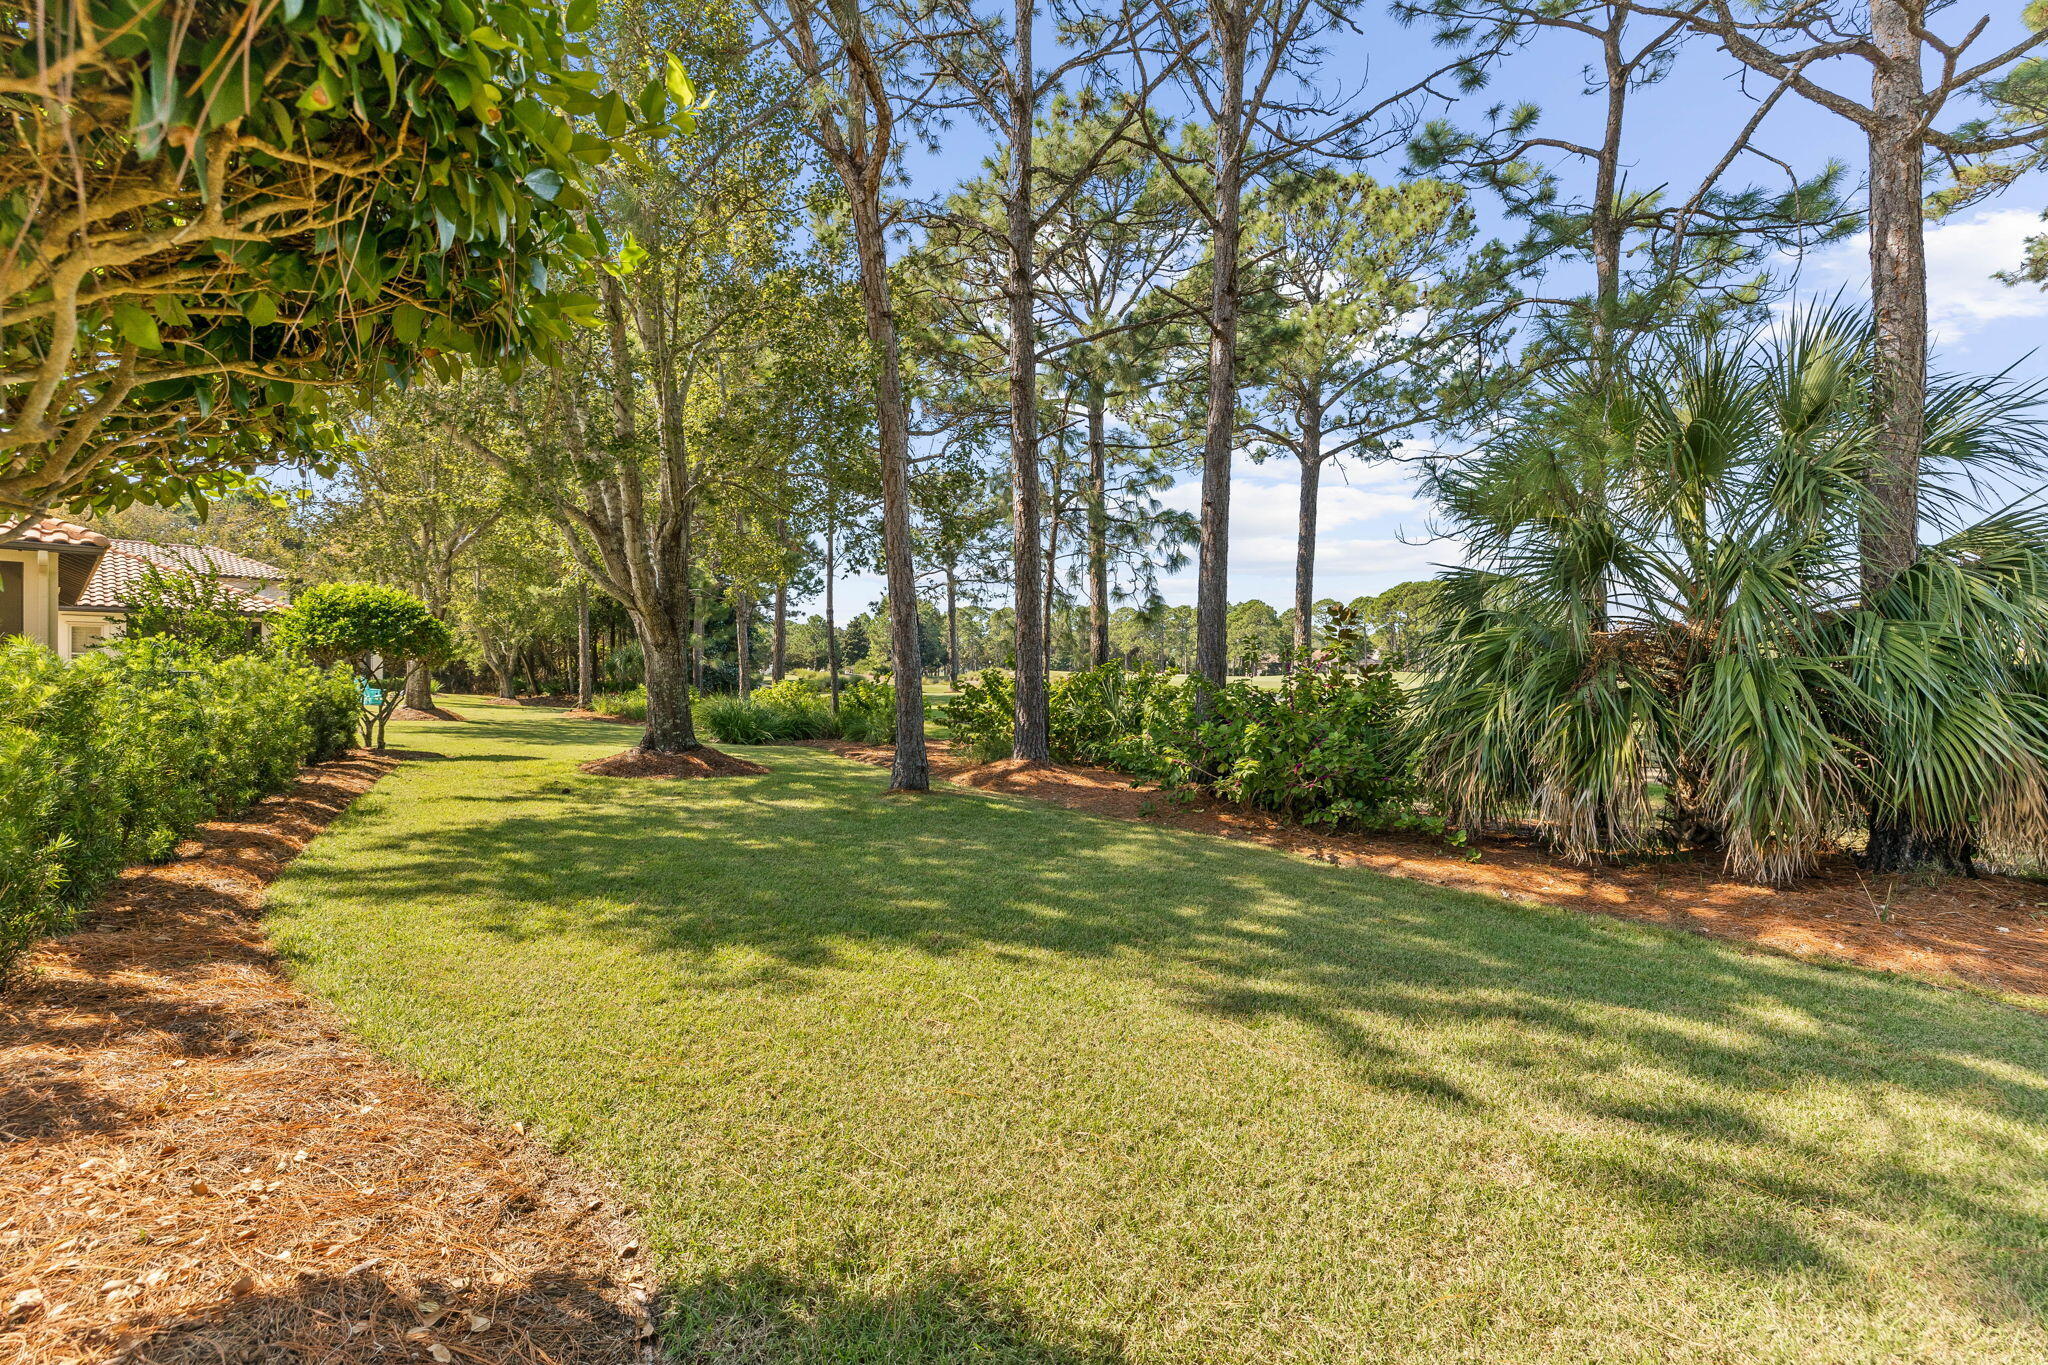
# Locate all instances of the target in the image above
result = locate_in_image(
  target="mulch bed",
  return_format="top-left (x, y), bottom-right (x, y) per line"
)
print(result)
top-left (814, 741), bottom-right (2048, 1003)
top-left (578, 748), bottom-right (768, 779)
top-left (0, 754), bottom-right (655, 1365)
top-left (391, 705), bottom-right (466, 722)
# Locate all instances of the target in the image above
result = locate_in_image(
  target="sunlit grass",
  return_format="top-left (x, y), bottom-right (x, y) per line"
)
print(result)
top-left (269, 702), bottom-right (2048, 1363)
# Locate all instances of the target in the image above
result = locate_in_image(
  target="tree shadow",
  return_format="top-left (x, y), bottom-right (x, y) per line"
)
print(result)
top-left (278, 743), bottom-right (2048, 1323)
top-left (98, 1266), bottom-right (644, 1364)
top-left (663, 1263), bottom-right (1124, 1363)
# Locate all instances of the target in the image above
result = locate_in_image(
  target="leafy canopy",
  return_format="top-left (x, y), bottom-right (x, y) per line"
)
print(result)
top-left (275, 582), bottom-right (452, 671)
top-left (1, 0), bottom-right (694, 515)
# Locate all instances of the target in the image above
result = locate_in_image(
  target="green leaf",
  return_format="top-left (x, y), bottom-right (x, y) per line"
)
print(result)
top-left (112, 300), bottom-right (162, 350)
top-left (522, 167), bottom-right (565, 201)
top-left (243, 292), bottom-right (279, 327)
top-left (664, 54), bottom-right (694, 106)
top-left (566, 0), bottom-right (598, 31)
top-left (469, 25), bottom-right (510, 49)
top-left (394, 303), bottom-right (425, 343)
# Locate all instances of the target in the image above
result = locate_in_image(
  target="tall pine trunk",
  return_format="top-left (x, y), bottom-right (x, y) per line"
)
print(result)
top-left (1088, 388), bottom-right (1111, 667)
top-left (771, 580), bottom-right (787, 682)
top-left (825, 523), bottom-right (842, 712)
top-left (846, 196), bottom-right (929, 788)
top-left (1863, 0), bottom-right (1927, 600)
top-left (1290, 406), bottom-right (1324, 668)
top-left (1193, 24), bottom-right (1247, 703)
top-left (945, 565), bottom-right (961, 689)
top-left (1004, 8), bottom-right (1049, 761)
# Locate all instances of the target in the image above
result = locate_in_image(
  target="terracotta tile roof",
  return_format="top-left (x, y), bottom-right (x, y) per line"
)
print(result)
top-left (1, 516), bottom-right (109, 550)
top-left (108, 539), bottom-right (286, 581)
top-left (74, 547), bottom-right (286, 615)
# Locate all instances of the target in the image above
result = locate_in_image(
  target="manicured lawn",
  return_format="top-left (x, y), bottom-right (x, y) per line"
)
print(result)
top-left (269, 703), bottom-right (2048, 1363)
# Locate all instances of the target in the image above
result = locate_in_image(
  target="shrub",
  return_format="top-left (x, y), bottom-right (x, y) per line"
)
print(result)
top-left (123, 564), bottom-right (265, 659)
top-left (835, 679), bottom-right (898, 744)
top-left (952, 662), bottom-right (1429, 832)
top-left (591, 686), bottom-right (649, 722)
top-left (698, 680), bottom-right (854, 745)
top-left (0, 639), bottom-right (358, 983)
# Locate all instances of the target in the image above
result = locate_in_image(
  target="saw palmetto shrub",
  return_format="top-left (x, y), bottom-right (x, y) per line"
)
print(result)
top-left (1411, 307), bottom-right (2048, 882)
top-left (0, 639), bottom-right (357, 982)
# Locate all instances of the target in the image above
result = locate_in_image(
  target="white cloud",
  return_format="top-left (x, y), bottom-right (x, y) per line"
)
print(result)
top-left (1796, 207), bottom-right (2048, 339)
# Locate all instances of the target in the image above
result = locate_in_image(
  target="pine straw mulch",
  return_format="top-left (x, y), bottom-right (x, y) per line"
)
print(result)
top-left (578, 747), bottom-right (768, 779)
top-left (812, 741), bottom-right (2048, 1004)
top-left (0, 753), bottom-right (657, 1365)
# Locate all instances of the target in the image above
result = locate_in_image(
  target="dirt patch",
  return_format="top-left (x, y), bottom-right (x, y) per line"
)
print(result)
top-left (813, 740), bottom-right (2048, 1002)
top-left (579, 747), bottom-right (768, 779)
top-left (0, 754), bottom-right (654, 1365)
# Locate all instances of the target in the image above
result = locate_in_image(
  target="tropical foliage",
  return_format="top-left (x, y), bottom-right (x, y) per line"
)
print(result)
top-left (1413, 309), bottom-right (2048, 881)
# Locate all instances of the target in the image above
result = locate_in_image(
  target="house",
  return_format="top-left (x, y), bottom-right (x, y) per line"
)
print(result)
top-left (0, 517), bottom-right (290, 658)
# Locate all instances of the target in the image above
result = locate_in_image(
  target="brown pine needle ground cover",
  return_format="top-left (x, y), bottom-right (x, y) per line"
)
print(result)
top-left (814, 741), bottom-right (2048, 1003)
top-left (0, 752), bottom-right (654, 1365)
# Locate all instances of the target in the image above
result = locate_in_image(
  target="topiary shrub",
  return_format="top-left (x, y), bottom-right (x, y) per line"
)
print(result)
top-left (274, 583), bottom-right (452, 749)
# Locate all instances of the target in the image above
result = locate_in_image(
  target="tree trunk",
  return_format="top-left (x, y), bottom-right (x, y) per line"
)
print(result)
top-left (576, 584), bottom-right (594, 709)
top-left (736, 591), bottom-right (753, 696)
top-left (403, 659), bottom-right (433, 712)
top-left (1193, 20), bottom-right (1247, 703)
top-left (1042, 488), bottom-right (1060, 678)
top-left (1862, 0), bottom-right (1927, 602)
top-left (1005, 19), bottom-right (1050, 761)
top-left (639, 620), bottom-right (700, 753)
top-left (771, 578), bottom-right (787, 682)
top-left (1088, 388), bottom-right (1111, 667)
top-left (1291, 419), bottom-right (1323, 669)
top-left (945, 565), bottom-right (960, 689)
top-left (690, 600), bottom-right (707, 693)
top-left (1858, 0), bottom-right (1935, 871)
top-left (846, 190), bottom-right (929, 789)
top-left (825, 523), bottom-right (842, 712)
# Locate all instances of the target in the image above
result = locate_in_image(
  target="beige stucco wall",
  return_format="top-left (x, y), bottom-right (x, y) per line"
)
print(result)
top-left (0, 548), bottom-right (61, 650)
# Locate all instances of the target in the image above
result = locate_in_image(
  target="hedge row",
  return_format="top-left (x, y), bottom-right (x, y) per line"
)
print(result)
top-left (0, 639), bottom-right (359, 982)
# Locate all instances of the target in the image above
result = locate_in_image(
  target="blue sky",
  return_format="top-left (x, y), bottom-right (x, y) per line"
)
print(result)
top-left (806, 1), bottom-right (2048, 618)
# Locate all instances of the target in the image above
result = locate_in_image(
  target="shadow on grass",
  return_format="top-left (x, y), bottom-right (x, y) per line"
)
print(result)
top-left (284, 736), bottom-right (2048, 1318)
top-left (665, 1263), bottom-right (1124, 1363)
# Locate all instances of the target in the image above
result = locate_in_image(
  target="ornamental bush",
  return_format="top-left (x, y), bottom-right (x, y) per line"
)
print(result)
top-left (695, 678), bottom-right (890, 745)
top-left (274, 583), bottom-right (453, 748)
top-left (0, 639), bottom-right (357, 984)
top-left (951, 661), bottom-right (1429, 832)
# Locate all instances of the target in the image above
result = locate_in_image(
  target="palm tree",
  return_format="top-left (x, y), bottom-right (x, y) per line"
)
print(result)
top-left (1413, 306), bottom-right (2048, 882)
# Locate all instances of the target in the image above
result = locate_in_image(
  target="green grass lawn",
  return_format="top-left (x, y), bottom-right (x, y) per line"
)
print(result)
top-left (268, 702), bottom-right (2048, 1363)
